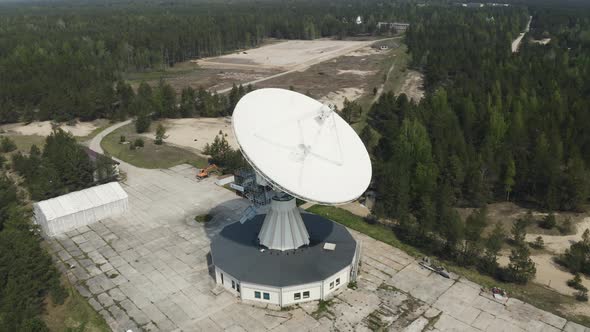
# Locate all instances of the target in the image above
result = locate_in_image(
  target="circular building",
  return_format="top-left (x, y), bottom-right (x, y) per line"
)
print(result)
top-left (211, 88), bottom-right (369, 307)
top-left (210, 210), bottom-right (359, 307)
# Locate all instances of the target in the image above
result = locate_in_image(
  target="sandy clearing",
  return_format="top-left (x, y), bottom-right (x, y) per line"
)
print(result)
top-left (398, 70), bottom-right (425, 102)
top-left (347, 47), bottom-right (382, 57)
top-left (526, 217), bottom-right (590, 254)
top-left (499, 253), bottom-right (590, 297)
top-left (340, 202), bottom-right (371, 217)
top-left (217, 71), bottom-right (268, 81)
top-left (0, 121), bottom-right (100, 137)
top-left (320, 88), bottom-right (364, 110)
top-left (198, 39), bottom-right (369, 70)
top-left (139, 118), bottom-right (238, 153)
top-left (531, 38), bottom-right (551, 45)
top-left (337, 69), bottom-right (376, 77)
top-left (512, 16), bottom-right (532, 53)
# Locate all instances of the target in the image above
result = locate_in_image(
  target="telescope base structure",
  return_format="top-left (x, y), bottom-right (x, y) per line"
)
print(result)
top-left (258, 196), bottom-right (310, 251)
top-left (210, 213), bottom-right (360, 308)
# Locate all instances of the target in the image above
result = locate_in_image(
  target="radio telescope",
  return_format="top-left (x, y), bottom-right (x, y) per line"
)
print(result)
top-left (232, 88), bottom-right (371, 250)
top-left (210, 88), bottom-right (372, 307)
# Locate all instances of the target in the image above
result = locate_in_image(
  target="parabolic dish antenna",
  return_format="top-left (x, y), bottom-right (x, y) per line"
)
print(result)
top-left (232, 88), bottom-right (372, 205)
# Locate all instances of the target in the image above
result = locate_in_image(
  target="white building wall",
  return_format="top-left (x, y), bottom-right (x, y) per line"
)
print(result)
top-left (215, 267), bottom-right (242, 296)
top-left (215, 265), bottom-right (353, 307)
top-left (281, 282), bottom-right (322, 306)
top-left (241, 282), bottom-right (281, 306)
top-left (322, 266), bottom-right (350, 298)
top-left (33, 182), bottom-right (129, 237)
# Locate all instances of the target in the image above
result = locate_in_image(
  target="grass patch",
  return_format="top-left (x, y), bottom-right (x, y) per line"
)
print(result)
top-left (307, 205), bottom-right (422, 258)
top-left (4, 134), bottom-right (46, 152)
top-left (309, 205), bottom-right (589, 326)
top-left (101, 123), bottom-right (207, 169)
top-left (75, 121), bottom-right (112, 143)
top-left (42, 277), bottom-right (109, 332)
top-left (382, 44), bottom-right (410, 94)
top-left (311, 299), bottom-right (334, 319)
top-left (194, 214), bottom-right (213, 223)
top-left (352, 43), bottom-right (410, 135)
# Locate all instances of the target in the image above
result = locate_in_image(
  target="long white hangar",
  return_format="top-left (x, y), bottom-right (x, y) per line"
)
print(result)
top-left (33, 182), bottom-right (129, 237)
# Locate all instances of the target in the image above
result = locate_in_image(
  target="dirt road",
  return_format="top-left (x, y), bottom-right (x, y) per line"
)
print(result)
top-left (512, 16), bottom-right (532, 53)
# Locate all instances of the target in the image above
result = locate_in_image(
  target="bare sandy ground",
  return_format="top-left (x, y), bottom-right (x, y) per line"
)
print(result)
top-left (340, 202), bottom-right (371, 217)
top-left (531, 38), bottom-right (551, 45)
top-left (399, 70), bottom-right (425, 102)
top-left (320, 88), bottom-right (364, 110)
top-left (526, 217), bottom-right (590, 254)
top-left (0, 121), bottom-right (102, 137)
top-left (496, 216), bottom-right (590, 303)
top-left (140, 118), bottom-right (238, 153)
top-left (337, 69), bottom-right (376, 77)
top-left (347, 47), bottom-right (382, 57)
top-left (498, 252), bottom-right (590, 303)
top-left (198, 39), bottom-right (370, 71)
top-left (512, 16), bottom-right (532, 53)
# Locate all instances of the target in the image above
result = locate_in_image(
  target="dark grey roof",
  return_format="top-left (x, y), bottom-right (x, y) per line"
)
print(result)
top-left (210, 214), bottom-right (357, 287)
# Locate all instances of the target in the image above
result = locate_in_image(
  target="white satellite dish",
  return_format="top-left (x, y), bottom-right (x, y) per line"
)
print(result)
top-left (232, 88), bottom-right (372, 251)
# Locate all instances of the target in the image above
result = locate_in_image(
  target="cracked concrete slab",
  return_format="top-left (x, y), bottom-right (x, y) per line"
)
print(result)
top-left (47, 160), bottom-right (587, 331)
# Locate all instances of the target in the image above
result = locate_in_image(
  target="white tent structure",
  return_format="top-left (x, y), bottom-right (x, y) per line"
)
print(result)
top-left (33, 182), bottom-right (129, 237)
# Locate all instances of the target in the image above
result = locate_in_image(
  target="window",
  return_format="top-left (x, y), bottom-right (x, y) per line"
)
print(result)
top-left (294, 293), bottom-right (301, 300)
top-left (231, 280), bottom-right (235, 289)
top-left (221, 273), bottom-right (224, 285)
top-left (263, 292), bottom-right (270, 300)
top-left (236, 283), bottom-right (240, 293)
top-left (254, 291), bottom-right (261, 299)
top-left (330, 282), bottom-right (334, 289)
top-left (303, 291), bottom-right (310, 299)
top-left (336, 278), bottom-right (340, 286)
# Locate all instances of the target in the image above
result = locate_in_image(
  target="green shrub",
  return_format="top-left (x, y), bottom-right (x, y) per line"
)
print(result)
top-left (575, 289), bottom-right (588, 302)
top-left (530, 236), bottom-right (545, 249)
top-left (134, 138), bottom-right (144, 147)
top-left (0, 136), bottom-right (17, 153)
top-left (567, 274), bottom-right (587, 291)
top-left (539, 213), bottom-right (557, 229)
top-left (559, 218), bottom-right (573, 234)
top-left (195, 214), bottom-right (213, 223)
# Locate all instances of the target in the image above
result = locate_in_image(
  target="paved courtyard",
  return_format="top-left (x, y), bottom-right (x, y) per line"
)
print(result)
top-left (46, 162), bottom-right (589, 331)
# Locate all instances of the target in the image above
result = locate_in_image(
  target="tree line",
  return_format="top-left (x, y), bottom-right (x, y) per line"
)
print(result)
top-left (9, 130), bottom-right (116, 201)
top-left (0, 170), bottom-right (66, 331)
top-left (366, 5), bottom-right (590, 284)
top-left (0, 0), bottom-right (416, 123)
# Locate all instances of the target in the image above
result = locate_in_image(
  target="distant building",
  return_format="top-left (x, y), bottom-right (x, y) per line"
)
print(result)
top-left (461, 3), bottom-right (484, 8)
top-left (459, 2), bottom-right (509, 8)
top-left (356, 16), bottom-right (362, 25)
top-left (377, 22), bottom-right (410, 33)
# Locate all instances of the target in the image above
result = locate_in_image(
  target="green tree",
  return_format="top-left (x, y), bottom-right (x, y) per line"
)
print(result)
top-left (463, 206), bottom-right (488, 264)
top-left (507, 244), bottom-right (537, 284)
top-left (511, 214), bottom-right (530, 245)
top-left (480, 222), bottom-right (505, 275)
top-left (0, 136), bottom-right (17, 153)
top-left (504, 158), bottom-right (516, 201)
top-left (155, 124), bottom-right (167, 145)
top-left (135, 113), bottom-right (151, 133)
top-left (154, 79), bottom-right (177, 118)
top-left (180, 86), bottom-right (196, 118)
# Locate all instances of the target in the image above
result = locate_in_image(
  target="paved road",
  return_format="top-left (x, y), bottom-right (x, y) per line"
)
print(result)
top-left (89, 119), bottom-right (131, 155)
